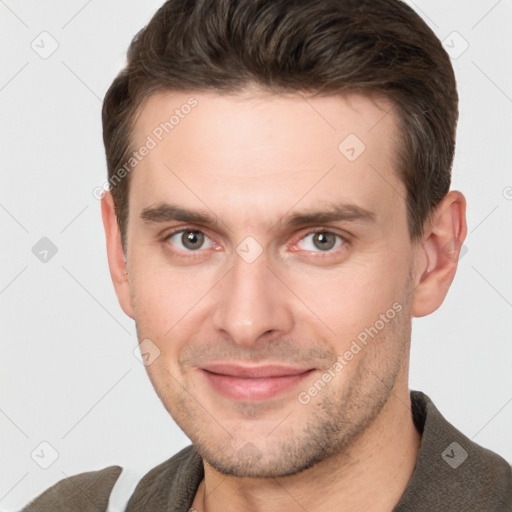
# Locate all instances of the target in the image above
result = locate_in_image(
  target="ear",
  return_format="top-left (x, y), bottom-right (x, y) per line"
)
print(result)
top-left (412, 190), bottom-right (467, 318)
top-left (101, 191), bottom-right (134, 319)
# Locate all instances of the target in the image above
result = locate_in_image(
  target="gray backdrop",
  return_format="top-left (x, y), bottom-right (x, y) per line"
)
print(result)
top-left (1, 0), bottom-right (511, 510)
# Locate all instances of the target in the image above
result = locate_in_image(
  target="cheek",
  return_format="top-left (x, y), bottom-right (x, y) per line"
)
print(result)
top-left (130, 269), bottom-right (183, 336)
top-left (131, 247), bottom-right (198, 303)
top-left (129, 261), bottom-right (217, 352)
top-left (285, 250), bottom-right (409, 343)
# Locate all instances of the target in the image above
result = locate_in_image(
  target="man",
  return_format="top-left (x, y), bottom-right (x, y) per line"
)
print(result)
top-left (22, 0), bottom-right (511, 511)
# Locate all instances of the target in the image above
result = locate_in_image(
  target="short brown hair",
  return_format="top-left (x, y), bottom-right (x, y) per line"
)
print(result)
top-left (102, 0), bottom-right (458, 252)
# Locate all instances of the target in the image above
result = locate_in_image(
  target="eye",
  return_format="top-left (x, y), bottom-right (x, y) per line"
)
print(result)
top-left (297, 231), bottom-right (344, 252)
top-left (166, 229), bottom-right (214, 252)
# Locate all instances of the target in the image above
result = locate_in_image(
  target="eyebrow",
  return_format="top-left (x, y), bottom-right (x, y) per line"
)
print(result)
top-left (139, 202), bottom-right (375, 231)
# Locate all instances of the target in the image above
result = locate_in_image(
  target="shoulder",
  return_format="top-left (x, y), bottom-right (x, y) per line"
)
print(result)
top-left (415, 390), bottom-right (511, 478)
top-left (22, 465), bottom-right (122, 512)
top-left (21, 446), bottom-right (202, 512)
top-left (21, 445), bottom-right (203, 512)
top-left (125, 445), bottom-right (204, 512)
top-left (396, 391), bottom-right (512, 511)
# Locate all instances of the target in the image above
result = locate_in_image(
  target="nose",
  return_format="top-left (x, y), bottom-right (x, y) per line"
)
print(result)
top-left (211, 250), bottom-right (294, 348)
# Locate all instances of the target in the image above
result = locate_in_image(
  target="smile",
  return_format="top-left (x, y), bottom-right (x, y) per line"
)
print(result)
top-left (200, 364), bottom-right (315, 401)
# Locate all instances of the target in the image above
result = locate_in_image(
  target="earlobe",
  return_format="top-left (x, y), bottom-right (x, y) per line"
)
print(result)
top-left (101, 191), bottom-right (134, 319)
top-left (412, 191), bottom-right (467, 318)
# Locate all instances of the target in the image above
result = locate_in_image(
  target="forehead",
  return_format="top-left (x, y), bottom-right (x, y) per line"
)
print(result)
top-left (128, 88), bottom-right (405, 229)
top-left (132, 88), bottom-right (397, 161)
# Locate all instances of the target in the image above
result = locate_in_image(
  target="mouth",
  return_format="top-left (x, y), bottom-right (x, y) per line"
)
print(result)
top-left (199, 363), bottom-right (315, 401)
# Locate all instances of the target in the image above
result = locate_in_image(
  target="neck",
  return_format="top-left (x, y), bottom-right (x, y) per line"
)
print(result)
top-left (192, 383), bottom-right (421, 512)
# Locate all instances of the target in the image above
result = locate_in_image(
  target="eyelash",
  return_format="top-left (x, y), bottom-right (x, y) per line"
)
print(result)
top-left (161, 226), bottom-right (348, 258)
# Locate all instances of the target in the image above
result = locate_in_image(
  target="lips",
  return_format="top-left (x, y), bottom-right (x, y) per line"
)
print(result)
top-left (200, 363), bottom-right (314, 401)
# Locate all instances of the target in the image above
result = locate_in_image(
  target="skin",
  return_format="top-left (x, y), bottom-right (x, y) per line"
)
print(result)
top-left (102, 87), bottom-right (467, 512)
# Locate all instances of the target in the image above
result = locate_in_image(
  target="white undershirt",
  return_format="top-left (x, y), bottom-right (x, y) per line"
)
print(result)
top-left (107, 467), bottom-right (143, 512)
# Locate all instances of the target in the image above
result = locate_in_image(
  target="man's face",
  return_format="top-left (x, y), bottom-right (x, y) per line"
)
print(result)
top-left (123, 88), bottom-right (419, 477)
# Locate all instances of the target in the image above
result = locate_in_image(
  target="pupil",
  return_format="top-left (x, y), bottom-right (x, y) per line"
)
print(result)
top-left (314, 232), bottom-right (335, 251)
top-left (183, 231), bottom-right (204, 250)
